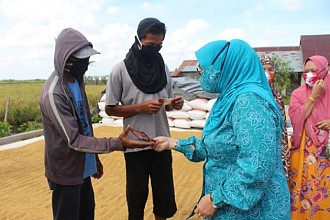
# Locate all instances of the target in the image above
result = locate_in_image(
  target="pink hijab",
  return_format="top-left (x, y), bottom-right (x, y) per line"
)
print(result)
top-left (289, 55), bottom-right (330, 150)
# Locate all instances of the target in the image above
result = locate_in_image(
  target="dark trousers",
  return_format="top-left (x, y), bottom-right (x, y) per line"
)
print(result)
top-left (48, 177), bottom-right (95, 220)
top-left (124, 150), bottom-right (177, 220)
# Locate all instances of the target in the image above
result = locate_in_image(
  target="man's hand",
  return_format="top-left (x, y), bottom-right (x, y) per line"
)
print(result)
top-left (120, 125), bottom-right (155, 148)
top-left (92, 155), bottom-right (103, 179)
top-left (171, 96), bottom-right (184, 110)
top-left (139, 100), bottom-right (164, 114)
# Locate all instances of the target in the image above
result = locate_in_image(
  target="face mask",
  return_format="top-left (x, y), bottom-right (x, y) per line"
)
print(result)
top-left (265, 71), bottom-right (275, 84)
top-left (303, 71), bottom-right (320, 87)
top-left (66, 58), bottom-right (89, 81)
top-left (135, 35), bottom-right (162, 57)
top-left (140, 45), bottom-right (162, 57)
top-left (200, 65), bottom-right (221, 93)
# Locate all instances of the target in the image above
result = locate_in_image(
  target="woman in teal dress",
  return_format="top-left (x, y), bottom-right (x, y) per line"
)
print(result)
top-left (153, 39), bottom-right (291, 219)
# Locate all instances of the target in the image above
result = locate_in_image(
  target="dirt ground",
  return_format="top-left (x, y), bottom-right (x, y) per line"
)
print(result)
top-left (0, 125), bottom-right (204, 220)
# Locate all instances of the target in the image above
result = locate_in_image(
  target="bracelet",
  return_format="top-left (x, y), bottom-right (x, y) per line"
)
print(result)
top-left (308, 96), bottom-right (315, 103)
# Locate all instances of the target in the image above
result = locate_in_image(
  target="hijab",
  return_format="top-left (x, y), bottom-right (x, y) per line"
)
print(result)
top-left (259, 54), bottom-right (285, 118)
top-left (259, 54), bottom-right (275, 67)
top-left (124, 18), bottom-right (167, 94)
top-left (195, 39), bottom-right (283, 136)
top-left (289, 55), bottom-right (330, 149)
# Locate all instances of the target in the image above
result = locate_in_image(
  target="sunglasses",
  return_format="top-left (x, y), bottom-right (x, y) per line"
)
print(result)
top-left (196, 42), bottom-right (230, 76)
top-left (130, 128), bottom-right (155, 142)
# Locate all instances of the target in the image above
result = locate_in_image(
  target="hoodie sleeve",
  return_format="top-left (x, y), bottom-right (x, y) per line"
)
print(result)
top-left (41, 81), bottom-right (124, 154)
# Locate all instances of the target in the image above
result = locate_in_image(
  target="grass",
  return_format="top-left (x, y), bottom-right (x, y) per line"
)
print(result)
top-left (0, 80), bottom-right (106, 133)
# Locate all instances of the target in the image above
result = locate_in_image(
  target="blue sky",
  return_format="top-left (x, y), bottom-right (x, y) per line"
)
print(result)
top-left (0, 0), bottom-right (329, 80)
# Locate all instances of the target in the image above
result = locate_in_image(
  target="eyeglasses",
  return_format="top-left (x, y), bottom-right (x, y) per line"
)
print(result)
top-left (196, 42), bottom-right (230, 76)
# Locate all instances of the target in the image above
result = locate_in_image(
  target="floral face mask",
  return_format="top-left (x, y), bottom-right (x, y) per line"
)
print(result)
top-left (303, 71), bottom-right (320, 87)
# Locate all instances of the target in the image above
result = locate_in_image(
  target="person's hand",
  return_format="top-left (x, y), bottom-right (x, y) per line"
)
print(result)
top-left (316, 119), bottom-right (330, 130)
top-left (194, 194), bottom-right (217, 219)
top-left (311, 79), bottom-right (326, 99)
top-left (171, 96), bottom-right (184, 110)
top-left (139, 100), bottom-right (164, 114)
top-left (153, 136), bottom-right (177, 152)
top-left (92, 155), bottom-right (103, 179)
top-left (120, 125), bottom-right (155, 148)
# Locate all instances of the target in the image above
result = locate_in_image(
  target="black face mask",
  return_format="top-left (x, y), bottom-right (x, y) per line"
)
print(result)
top-left (135, 36), bottom-right (162, 58)
top-left (140, 45), bottom-right (162, 57)
top-left (65, 58), bottom-right (89, 81)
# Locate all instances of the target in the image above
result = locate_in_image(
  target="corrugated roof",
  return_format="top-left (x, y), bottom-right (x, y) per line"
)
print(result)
top-left (300, 34), bottom-right (330, 62)
top-left (171, 60), bottom-right (198, 77)
top-left (172, 34), bottom-right (330, 75)
top-left (255, 50), bottom-right (303, 72)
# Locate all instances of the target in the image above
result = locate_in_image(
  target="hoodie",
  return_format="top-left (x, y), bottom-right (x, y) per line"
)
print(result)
top-left (40, 28), bottom-right (123, 185)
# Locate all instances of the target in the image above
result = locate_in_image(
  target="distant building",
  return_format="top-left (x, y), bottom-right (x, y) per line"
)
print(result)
top-left (171, 60), bottom-right (199, 80)
top-left (171, 34), bottom-right (330, 94)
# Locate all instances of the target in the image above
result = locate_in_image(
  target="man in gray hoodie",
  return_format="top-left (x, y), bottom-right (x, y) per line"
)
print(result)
top-left (40, 28), bottom-right (153, 220)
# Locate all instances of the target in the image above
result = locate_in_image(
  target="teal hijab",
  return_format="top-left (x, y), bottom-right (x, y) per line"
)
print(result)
top-left (195, 39), bottom-right (283, 136)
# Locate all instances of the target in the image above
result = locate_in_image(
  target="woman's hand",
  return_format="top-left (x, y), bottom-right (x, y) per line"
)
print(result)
top-left (316, 119), bottom-right (330, 130)
top-left (311, 79), bottom-right (326, 99)
top-left (153, 137), bottom-right (177, 152)
top-left (194, 194), bottom-right (217, 219)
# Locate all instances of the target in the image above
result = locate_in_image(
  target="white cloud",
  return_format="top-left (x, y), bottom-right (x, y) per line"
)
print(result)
top-left (272, 0), bottom-right (303, 11)
top-left (217, 28), bottom-right (245, 41)
top-left (141, 1), bottom-right (166, 11)
top-left (107, 6), bottom-right (120, 14)
top-left (162, 19), bottom-right (210, 67)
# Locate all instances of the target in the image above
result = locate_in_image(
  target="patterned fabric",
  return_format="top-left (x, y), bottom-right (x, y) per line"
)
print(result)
top-left (289, 56), bottom-right (330, 149)
top-left (176, 93), bottom-right (291, 220)
top-left (290, 130), bottom-right (330, 219)
top-left (270, 83), bottom-right (290, 182)
top-left (259, 54), bottom-right (275, 67)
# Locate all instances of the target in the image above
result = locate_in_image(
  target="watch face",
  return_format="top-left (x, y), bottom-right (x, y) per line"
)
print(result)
top-left (130, 128), bottom-right (155, 142)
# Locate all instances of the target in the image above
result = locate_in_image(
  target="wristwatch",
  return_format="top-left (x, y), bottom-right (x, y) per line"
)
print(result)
top-left (209, 194), bottom-right (217, 209)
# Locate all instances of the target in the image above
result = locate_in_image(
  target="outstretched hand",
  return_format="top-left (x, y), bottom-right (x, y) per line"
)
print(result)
top-left (153, 136), bottom-right (177, 152)
top-left (119, 125), bottom-right (155, 148)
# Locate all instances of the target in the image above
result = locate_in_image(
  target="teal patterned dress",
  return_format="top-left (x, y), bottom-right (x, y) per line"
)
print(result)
top-left (176, 93), bottom-right (291, 220)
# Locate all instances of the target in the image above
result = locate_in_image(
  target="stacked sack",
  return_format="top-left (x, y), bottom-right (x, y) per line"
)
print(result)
top-left (97, 93), bottom-right (124, 126)
top-left (167, 98), bottom-right (216, 129)
top-left (97, 94), bottom-right (217, 130)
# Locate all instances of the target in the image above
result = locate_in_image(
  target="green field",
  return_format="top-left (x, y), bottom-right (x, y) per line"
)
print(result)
top-left (0, 80), bottom-right (106, 134)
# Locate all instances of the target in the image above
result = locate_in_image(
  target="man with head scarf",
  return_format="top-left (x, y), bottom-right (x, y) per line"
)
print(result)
top-left (153, 39), bottom-right (291, 219)
top-left (40, 28), bottom-right (154, 220)
top-left (105, 18), bottom-right (183, 220)
top-left (288, 55), bottom-right (330, 219)
top-left (259, 54), bottom-right (290, 182)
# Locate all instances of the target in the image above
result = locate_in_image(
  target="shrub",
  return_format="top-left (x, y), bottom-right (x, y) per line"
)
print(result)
top-left (0, 121), bottom-right (13, 138)
top-left (18, 121), bottom-right (43, 132)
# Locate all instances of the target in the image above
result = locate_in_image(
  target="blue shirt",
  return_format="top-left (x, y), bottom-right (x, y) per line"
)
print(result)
top-left (68, 79), bottom-right (97, 179)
